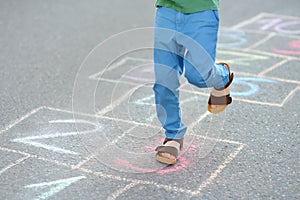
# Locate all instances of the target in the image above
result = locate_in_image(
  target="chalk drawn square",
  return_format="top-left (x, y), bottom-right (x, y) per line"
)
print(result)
top-left (0, 107), bottom-right (134, 165)
top-left (216, 49), bottom-right (284, 74)
top-left (0, 157), bottom-right (128, 200)
top-left (264, 60), bottom-right (300, 82)
top-left (80, 133), bottom-right (244, 193)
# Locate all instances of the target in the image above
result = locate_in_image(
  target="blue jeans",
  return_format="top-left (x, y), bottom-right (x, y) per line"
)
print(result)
top-left (153, 7), bottom-right (229, 139)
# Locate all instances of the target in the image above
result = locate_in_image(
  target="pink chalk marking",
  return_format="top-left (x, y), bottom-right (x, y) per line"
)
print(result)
top-left (272, 49), bottom-right (300, 55)
top-left (272, 40), bottom-right (300, 55)
top-left (115, 156), bottom-right (189, 175)
top-left (288, 40), bottom-right (300, 49)
top-left (144, 146), bottom-right (156, 151)
top-left (115, 137), bottom-right (200, 174)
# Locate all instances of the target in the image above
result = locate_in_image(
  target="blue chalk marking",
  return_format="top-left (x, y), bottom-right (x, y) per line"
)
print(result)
top-left (25, 176), bottom-right (86, 200)
top-left (232, 77), bottom-right (277, 96)
top-left (218, 29), bottom-right (247, 48)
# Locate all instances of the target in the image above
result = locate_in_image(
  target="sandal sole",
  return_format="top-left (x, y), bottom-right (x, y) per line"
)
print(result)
top-left (208, 104), bottom-right (228, 114)
top-left (156, 154), bottom-right (176, 165)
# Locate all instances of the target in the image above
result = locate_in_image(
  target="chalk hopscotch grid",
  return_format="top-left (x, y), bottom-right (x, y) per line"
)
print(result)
top-left (0, 106), bottom-right (245, 199)
top-left (1, 13), bottom-right (299, 199)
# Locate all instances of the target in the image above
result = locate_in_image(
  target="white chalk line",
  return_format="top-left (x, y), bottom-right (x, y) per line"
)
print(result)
top-left (110, 125), bottom-right (138, 145)
top-left (44, 106), bottom-right (161, 129)
top-left (88, 59), bottom-right (126, 80)
top-left (238, 28), bottom-right (300, 39)
top-left (0, 146), bottom-right (31, 156)
top-left (264, 75), bottom-right (300, 85)
top-left (187, 111), bottom-right (211, 130)
top-left (231, 13), bottom-right (267, 29)
top-left (233, 98), bottom-right (282, 107)
top-left (96, 85), bottom-right (142, 116)
top-left (190, 134), bottom-right (244, 146)
top-left (230, 12), bottom-right (300, 30)
top-left (73, 153), bottom-right (96, 169)
top-left (226, 47), bottom-right (298, 60)
top-left (88, 57), bottom-right (153, 80)
top-left (0, 155), bottom-right (30, 175)
top-left (107, 182), bottom-right (139, 200)
top-left (96, 77), bottom-right (142, 86)
top-left (0, 106), bottom-right (46, 135)
top-left (46, 106), bottom-right (96, 118)
top-left (235, 71), bottom-right (300, 85)
top-left (0, 147), bottom-right (31, 175)
top-left (258, 59), bottom-right (291, 76)
top-left (192, 144), bottom-right (245, 196)
top-left (259, 12), bottom-right (300, 20)
top-left (101, 115), bottom-right (160, 129)
top-left (245, 32), bottom-right (276, 51)
top-left (280, 86), bottom-right (300, 106)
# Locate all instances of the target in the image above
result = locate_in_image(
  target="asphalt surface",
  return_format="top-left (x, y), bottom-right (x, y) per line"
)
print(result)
top-left (0, 0), bottom-right (299, 199)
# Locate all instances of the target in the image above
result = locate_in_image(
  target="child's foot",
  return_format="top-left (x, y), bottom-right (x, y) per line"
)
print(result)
top-left (155, 138), bottom-right (183, 165)
top-left (208, 62), bottom-right (234, 114)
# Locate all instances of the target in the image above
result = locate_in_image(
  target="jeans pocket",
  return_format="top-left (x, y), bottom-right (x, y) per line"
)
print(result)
top-left (212, 10), bottom-right (219, 22)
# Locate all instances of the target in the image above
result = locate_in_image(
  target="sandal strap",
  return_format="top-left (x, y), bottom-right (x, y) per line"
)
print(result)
top-left (155, 138), bottom-right (183, 158)
top-left (208, 94), bottom-right (232, 105)
top-left (208, 62), bottom-right (234, 106)
top-left (163, 138), bottom-right (183, 150)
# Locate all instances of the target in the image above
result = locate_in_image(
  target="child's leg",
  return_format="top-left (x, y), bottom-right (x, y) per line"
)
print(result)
top-left (180, 10), bottom-right (230, 90)
top-left (153, 7), bottom-right (187, 140)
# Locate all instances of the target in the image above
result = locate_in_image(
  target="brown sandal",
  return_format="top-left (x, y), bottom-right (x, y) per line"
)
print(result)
top-left (155, 138), bottom-right (183, 165)
top-left (208, 62), bottom-right (234, 114)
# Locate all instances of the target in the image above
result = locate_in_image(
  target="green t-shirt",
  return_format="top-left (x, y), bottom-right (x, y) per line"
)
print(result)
top-left (156, 0), bottom-right (220, 14)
